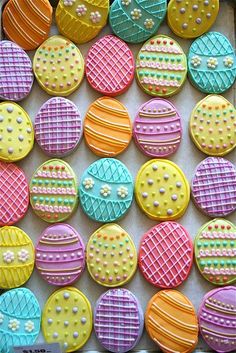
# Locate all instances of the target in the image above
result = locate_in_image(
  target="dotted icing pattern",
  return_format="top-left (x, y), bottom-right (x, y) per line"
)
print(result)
top-left (42, 287), bottom-right (92, 352)
top-left (136, 35), bottom-right (187, 97)
top-left (133, 98), bottom-right (182, 157)
top-left (0, 288), bottom-right (41, 353)
top-left (188, 32), bottom-right (236, 94)
top-left (36, 224), bottom-right (85, 286)
top-left (135, 159), bottom-right (190, 221)
top-left (33, 35), bottom-right (84, 96)
top-left (194, 219), bottom-right (236, 286)
top-left (79, 158), bottom-right (133, 223)
top-left (190, 95), bottom-right (236, 156)
top-left (86, 224), bottom-right (137, 287)
top-left (30, 159), bottom-right (78, 223)
top-left (168, 0), bottom-right (219, 39)
top-left (109, 0), bottom-right (167, 44)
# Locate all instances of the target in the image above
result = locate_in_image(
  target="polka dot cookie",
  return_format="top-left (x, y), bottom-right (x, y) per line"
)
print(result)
top-left (189, 95), bottom-right (236, 156)
top-left (86, 223), bottom-right (137, 287)
top-left (0, 102), bottom-right (34, 162)
top-left (33, 35), bottom-right (84, 96)
top-left (42, 287), bottom-right (92, 352)
top-left (135, 159), bottom-right (190, 221)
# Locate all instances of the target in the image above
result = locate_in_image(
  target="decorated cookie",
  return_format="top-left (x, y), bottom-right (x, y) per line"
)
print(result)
top-left (35, 224), bottom-right (85, 286)
top-left (167, 0), bottom-right (219, 39)
top-left (109, 0), bottom-right (167, 44)
top-left (136, 35), bottom-right (187, 97)
top-left (0, 162), bottom-right (29, 226)
top-left (188, 32), bottom-right (236, 94)
top-left (79, 158), bottom-right (133, 222)
top-left (191, 157), bottom-right (236, 217)
top-left (33, 35), bottom-right (84, 96)
top-left (86, 35), bottom-right (134, 96)
top-left (42, 287), bottom-right (92, 352)
top-left (2, 0), bottom-right (52, 51)
top-left (94, 289), bottom-right (144, 353)
top-left (84, 97), bottom-right (132, 157)
top-left (56, 0), bottom-right (109, 44)
top-left (139, 222), bottom-right (193, 288)
top-left (135, 159), bottom-right (190, 221)
top-left (86, 224), bottom-right (137, 287)
top-left (0, 102), bottom-right (34, 162)
top-left (30, 159), bottom-right (78, 223)
top-left (145, 290), bottom-right (198, 353)
top-left (35, 97), bottom-right (82, 157)
top-left (133, 98), bottom-right (182, 157)
top-left (0, 226), bottom-right (34, 289)
top-left (198, 286), bottom-right (236, 353)
top-left (194, 219), bottom-right (236, 286)
top-left (0, 288), bottom-right (41, 353)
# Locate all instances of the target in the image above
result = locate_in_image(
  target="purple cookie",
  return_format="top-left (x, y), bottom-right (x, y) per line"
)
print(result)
top-left (35, 97), bottom-right (82, 157)
top-left (94, 288), bottom-right (144, 353)
top-left (133, 98), bottom-right (182, 157)
top-left (0, 40), bottom-right (34, 101)
top-left (198, 286), bottom-right (236, 353)
top-left (35, 223), bottom-right (85, 286)
top-left (191, 157), bottom-right (236, 217)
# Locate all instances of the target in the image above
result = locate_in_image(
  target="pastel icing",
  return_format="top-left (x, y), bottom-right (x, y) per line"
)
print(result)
top-left (145, 290), bottom-right (198, 353)
top-left (56, 0), bottom-right (109, 44)
top-left (198, 286), bottom-right (236, 353)
top-left (0, 162), bottom-right (29, 226)
top-left (0, 102), bottom-right (34, 162)
top-left (133, 98), bottom-right (182, 157)
top-left (136, 35), bottom-right (187, 97)
top-left (191, 157), bottom-right (236, 217)
top-left (86, 223), bottom-right (137, 287)
top-left (109, 0), bottom-right (167, 44)
top-left (94, 288), bottom-right (143, 353)
top-left (139, 221), bottom-right (193, 288)
top-left (189, 95), bottom-right (236, 156)
top-left (30, 159), bottom-right (78, 223)
top-left (84, 96), bottom-right (132, 157)
top-left (194, 219), bottom-right (236, 286)
top-left (188, 32), bottom-right (236, 94)
top-left (86, 35), bottom-right (134, 96)
top-left (42, 287), bottom-right (92, 352)
top-left (35, 223), bottom-right (85, 286)
top-left (35, 97), bottom-right (82, 157)
top-left (33, 35), bottom-right (84, 96)
top-left (135, 159), bottom-right (190, 221)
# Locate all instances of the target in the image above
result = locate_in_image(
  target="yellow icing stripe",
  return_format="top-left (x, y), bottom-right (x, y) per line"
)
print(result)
top-left (153, 338), bottom-right (180, 353)
top-left (95, 100), bottom-right (128, 116)
top-left (0, 261), bottom-right (34, 269)
top-left (160, 292), bottom-right (193, 312)
top-left (201, 325), bottom-right (236, 337)
top-left (37, 266), bottom-right (82, 272)
top-left (85, 126), bottom-right (128, 146)
top-left (39, 239), bottom-right (78, 245)
top-left (140, 112), bottom-right (176, 118)
top-left (205, 303), bottom-right (236, 315)
top-left (139, 136), bottom-right (181, 143)
top-left (87, 112), bottom-right (131, 131)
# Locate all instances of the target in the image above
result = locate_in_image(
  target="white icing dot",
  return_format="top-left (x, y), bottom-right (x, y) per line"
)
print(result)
top-left (8, 147), bottom-right (13, 154)
top-left (142, 192), bottom-right (148, 198)
top-left (64, 343), bottom-right (68, 348)
top-left (17, 117), bottom-right (22, 124)
top-left (153, 201), bottom-right (159, 207)
top-left (159, 188), bottom-right (165, 194)
top-left (152, 164), bottom-right (158, 171)
top-left (53, 332), bottom-right (58, 338)
top-left (27, 128), bottom-right (32, 133)
top-left (0, 135), bottom-right (2, 141)
top-left (167, 209), bottom-right (173, 215)
top-left (81, 317), bottom-right (86, 324)
top-left (176, 182), bottom-right (182, 188)
top-left (48, 318), bottom-right (53, 324)
top-left (148, 179), bottom-right (153, 185)
top-left (56, 306), bottom-right (61, 313)
top-left (64, 321), bottom-right (69, 327)
top-left (172, 194), bottom-right (178, 201)
top-left (18, 135), bottom-right (24, 141)
top-left (164, 174), bottom-right (169, 180)
top-left (7, 106), bottom-right (14, 113)
top-left (64, 292), bottom-right (70, 299)
top-left (73, 306), bottom-right (78, 313)
top-left (0, 116), bottom-right (4, 122)
top-left (73, 331), bottom-right (79, 338)
top-left (7, 126), bottom-right (13, 132)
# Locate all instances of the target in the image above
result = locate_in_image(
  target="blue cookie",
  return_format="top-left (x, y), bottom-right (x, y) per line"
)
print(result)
top-left (0, 288), bottom-right (41, 353)
top-left (79, 158), bottom-right (133, 222)
top-left (188, 32), bottom-right (236, 94)
top-left (109, 0), bottom-right (167, 44)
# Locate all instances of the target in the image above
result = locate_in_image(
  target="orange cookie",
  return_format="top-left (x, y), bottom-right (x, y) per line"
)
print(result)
top-left (84, 97), bottom-right (132, 157)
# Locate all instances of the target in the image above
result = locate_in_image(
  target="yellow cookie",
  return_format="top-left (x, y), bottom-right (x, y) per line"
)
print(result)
top-left (0, 102), bottom-right (34, 162)
top-left (135, 159), bottom-right (190, 221)
top-left (0, 226), bottom-right (34, 289)
top-left (42, 287), bottom-right (92, 352)
top-left (33, 35), bottom-right (84, 96)
top-left (86, 223), bottom-right (137, 287)
top-left (168, 0), bottom-right (219, 39)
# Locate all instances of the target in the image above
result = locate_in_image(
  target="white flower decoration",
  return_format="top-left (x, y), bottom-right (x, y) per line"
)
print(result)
top-left (90, 11), bottom-right (101, 23)
top-left (100, 185), bottom-right (111, 197)
top-left (83, 178), bottom-right (94, 190)
top-left (191, 55), bottom-right (202, 67)
top-left (223, 56), bottom-right (234, 68)
top-left (131, 8), bottom-right (142, 20)
top-left (144, 18), bottom-right (154, 29)
top-left (117, 186), bottom-right (128, 198)
top-left (25, 320), bottom-right (34, 333)
top-left (8, 319), bottom-right (20, 331)
top-left (18, 249), bottom-right (29, 263)
top-left (0, 313), bottom-right (4, 324)
top-left (207, 57), bottom-right (218, 69)
top-left (63, 0), bottom-right (75, 6)
top-left (122, 0), bottom-right (131, 5)
top-left (3, 250), bottom-right (14, 264)
top-left (76, 4), bottom-right (87, 16)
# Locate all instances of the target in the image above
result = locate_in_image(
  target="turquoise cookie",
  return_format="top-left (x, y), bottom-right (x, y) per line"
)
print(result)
top-left (79, 158), bottom-right (133, 222)
top-left (0, 288), bottom-right (41, 353)
top-left (188, 32), bottom-right (236, 94)
top-left (109, 0), bottom-right (167, 44)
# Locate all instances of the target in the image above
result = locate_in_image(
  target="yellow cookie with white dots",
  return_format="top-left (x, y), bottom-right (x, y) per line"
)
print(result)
top-left (135, 159), bottom-right (190, 221)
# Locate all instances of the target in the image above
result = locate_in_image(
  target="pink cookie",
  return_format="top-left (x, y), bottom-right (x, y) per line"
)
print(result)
top-left (86, 35), bottom-right (134, 96)
top-left (35, 223), bottom-right (85, 286)
top-left (139, 221), bottom-right (193, 288)
top-left (133, 98), bottom-right (182, 157)
top-left (35, 97), bottom-right (82, 157)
